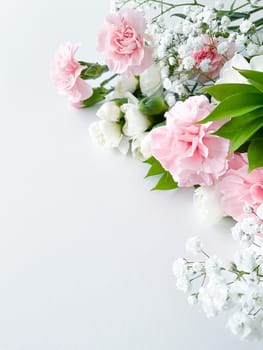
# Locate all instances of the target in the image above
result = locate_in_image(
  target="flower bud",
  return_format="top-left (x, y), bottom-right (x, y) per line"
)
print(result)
top-left (122, 104), bottom-right (151, 137)
top-left (138, 95), bottom-right (168, 116)
top-left (96, 101), bottom-right (121, 122)
top-left (140, 64), bottom-right (163, 96)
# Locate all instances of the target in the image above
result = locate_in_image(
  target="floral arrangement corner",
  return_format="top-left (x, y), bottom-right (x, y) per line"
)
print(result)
top-left (51, 0), bottom-right (263, 341)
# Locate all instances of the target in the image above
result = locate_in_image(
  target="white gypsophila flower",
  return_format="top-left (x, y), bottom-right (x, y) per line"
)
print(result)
top-left (246, 43), bottom-right (259, 56)
top-left (168, 56), bottom-right (176, 66)
top-left (96, 101), bottom-right (121, 122)
top-left (205, 256), bottom-right (224, 277)
top-left (122, 104), bottom-right (151, 137)
top-left (89, 120), bottom-right (122, 149)
top-left (217, 41), bottom-right (229, 55)
top-left (131, 132), bottom-right (152, 161)
top-left (241, 217), bottom-right (260, 236)
top-left (215, 0), bottom-right (224, 10)
top-left (202, 8), bottom-right (216, 25)
top-left (200, 58), bottom-right (211, 72)
top-left (140, 64), bottom-right (163, 97)
top-left (221, 16), bottom-right (231, 28)
top-left (234, 247), bottom-right (258, 273)
top-left (188, 294), bottom-right (198, 305)
top-left (173, 258), bottom-right (191, 293)
top-left (165, 93), bottom-right (176, 107)
top-left (193, 186), bottom-right (225, 223)
top-left (163, 77), bottom-right (172, 90)
top-left (182, 56), bottom-right (196, 70)
top-left (185, 236), bottom-right (203, 255)
top-left (256, 203), bottom-right (263, 220)
top-left (227, 312), bottom-right (253, 340)
top-left (240, 20), bottom-right (253, 34)
top-left (198, 279), bottom-right (228, 318)
top-left (235, 34), bottom-right (247, 51)
top-left (243, 202), bottom-right (254, 214)
top-left (192, 262), bottom-right (204, 273)
top-left (173, 83), bottom-right (186, 96)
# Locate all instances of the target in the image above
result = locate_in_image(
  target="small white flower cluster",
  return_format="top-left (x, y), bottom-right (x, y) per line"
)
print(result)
top-left (121, 0), bottom-right (262, 105)
top-left (89, 66), bottom-right (164, 160)
top-left (174, 203), bottom-right (263, 340)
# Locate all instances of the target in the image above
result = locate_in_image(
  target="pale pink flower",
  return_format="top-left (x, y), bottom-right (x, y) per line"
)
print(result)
top-left (51, 42), bottom-right (92, 105)
top-left (216, 153), bottom-right (263, 221)
top-left (193, 36), bottom-right (235, 82)
top-left (97, 9), bottom-right (153, 76)
top-left (151, 95), bottom-right (230, 187)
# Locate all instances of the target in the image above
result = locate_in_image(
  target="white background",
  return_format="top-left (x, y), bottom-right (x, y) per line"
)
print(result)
top-left (0, 0), bottom-right (262, 349)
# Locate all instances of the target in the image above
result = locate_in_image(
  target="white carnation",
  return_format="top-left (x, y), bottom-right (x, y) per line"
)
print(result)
top-left (89, 120), bottom-right (122, 149)
top-left (96, 101), bottom-right (121, 122)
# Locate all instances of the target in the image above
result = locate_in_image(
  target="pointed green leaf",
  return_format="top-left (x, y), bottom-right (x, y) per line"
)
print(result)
top-left (215, 109), bottom-right (263, 152)
top-left (143, 156), bottom-right (156, 165)
top-left (151, 172), bottom-right (178, 191)
top-left (236, 69), bottom-right (263, 93)
top-left (145, 161), bottom-right (165, 178)
top-left (200, 93), bottom-right (263, 123)
top-left (204, 84), bottom-right (260, 102)
top-left (248, 139), bottom-right (263, 171)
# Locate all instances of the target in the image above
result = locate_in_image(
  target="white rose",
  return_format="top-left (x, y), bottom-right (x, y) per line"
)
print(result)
top-left (89, 120), bottom-right (122, 149)
top-left (216, 54), bottom-right (250, 84)
top-left (96, 101), bottom-right (121, 122)
top-left (131, 132), bottom-right (152, 161)
top-left (139, 64), bottom-right (163, 96)
top-left (216, 54), bottom-right (263, 85)
top-left (193, 186), bottom-right (225, 223)
top-left (122, 104), bottom-right (151, 137)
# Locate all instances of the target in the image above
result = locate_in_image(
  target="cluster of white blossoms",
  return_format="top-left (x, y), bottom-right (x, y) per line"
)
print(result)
top-left (174, 203), bottom-right (263, 340)
top-left (113, 0), bottom-right (263, 107)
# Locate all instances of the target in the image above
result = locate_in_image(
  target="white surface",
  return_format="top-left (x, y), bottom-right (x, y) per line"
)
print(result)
top-left (0, 1), bottom-right (262, 349)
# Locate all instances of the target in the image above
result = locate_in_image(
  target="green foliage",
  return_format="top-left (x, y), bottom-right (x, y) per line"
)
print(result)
top-left (144, 157), bottom-right (178, 191)
top-left (202, 68), bottom-right (263, 171)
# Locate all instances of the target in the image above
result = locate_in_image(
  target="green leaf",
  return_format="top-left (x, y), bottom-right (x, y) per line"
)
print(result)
top-left (204, 83), bottom-right (260, 102)
top-left (143, 156), bottom-right (157, 166)
top-left (248, 139), bottom-right (263, 171)
top-left (236, 69), bottom-right (263, 93)
top-left (80, 63), bottom-right (108, 80)
top-left (151, 172), bottom-right (178, 191)
top-left (81, 87), bottom-right (109, 108)
top-left (144, 157), bottom-right (165, 178)
top-left (200, 93), bottom-right (263, 123)
top-left (215, 108), bottom-right (263, 152)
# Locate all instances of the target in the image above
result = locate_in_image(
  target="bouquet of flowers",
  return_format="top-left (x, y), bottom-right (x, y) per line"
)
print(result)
top-left (52, 0), bottom-right (263, 340)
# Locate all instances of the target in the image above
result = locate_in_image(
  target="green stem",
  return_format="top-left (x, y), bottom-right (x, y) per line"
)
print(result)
top-left (100, 74), bottom-right (118, 87)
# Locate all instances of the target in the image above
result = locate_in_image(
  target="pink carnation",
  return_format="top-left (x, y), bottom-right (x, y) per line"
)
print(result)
top-left (193, 36), bottom-right (234, 82)
top-left (151, 95), bottom-right (230, 187)
top-left (97, 9), bottom-right (153, 76)
top-left (51, 42), bottom-right (92, 105)
top-left (216, 153), bottom-right (263, 221)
